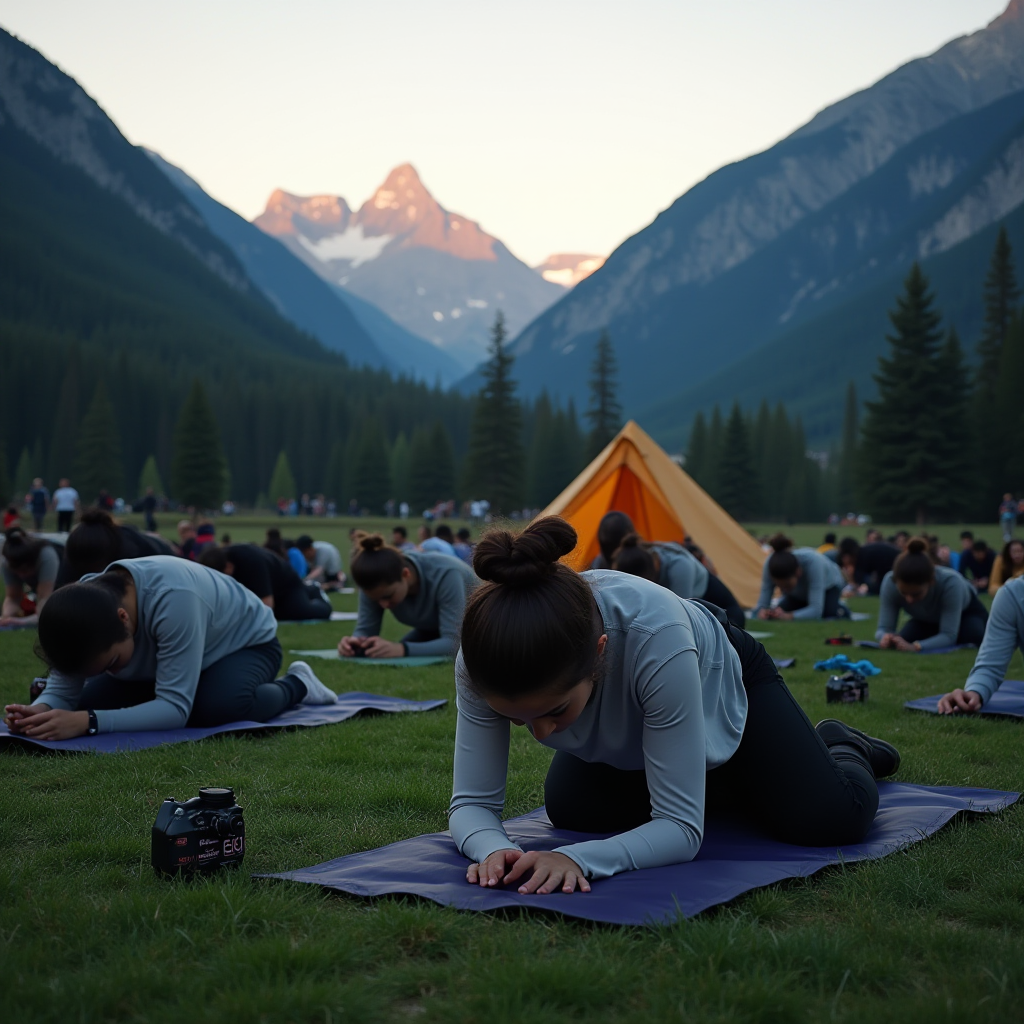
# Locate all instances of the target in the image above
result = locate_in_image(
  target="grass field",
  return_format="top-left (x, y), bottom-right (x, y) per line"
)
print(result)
top-left (2, 520), bottom-right (1024, 1022)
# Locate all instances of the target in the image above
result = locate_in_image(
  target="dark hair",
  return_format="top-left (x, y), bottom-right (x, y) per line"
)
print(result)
top-left (199, 546), bottom-right (229, 572)
top-left (264, 528), bottom-right (288, 557)
top-left (350, 532), bottom-right (406, 590)
top-left (296, 535), bottom-right (314, 550)
top-left (1, 528), bottom-right (47, 570)
top-left (960, 530), bottom-right (974, 541)
top-left (37, 572), bottom-right (132, 674)
top-left (419, 524), bottom-right (433, 538)
top-left (837, 537), bottom-right (860, 564)
top-left (62, 508), bottom-right (123, 582)
top-left (766, 534), bottom-right (798, 580)
top-left (597, 511), bottom-right (635, 563)
top-left (893, 538), bottom-right (936, 586)
top-left (971, 539), bottom-right (989, 553)
top-left (824, 533), bottom-right (837, 545)
top-left (457, 528), bottom-right (471, 541)
top-left (462, 517), bottom-right (601, 699)
top-left (393, 525), bottom-right (408, 540)
top-left (610, 533), bottom-right (658, 582)
top-left (435, 524), bottom-right (454, 543)
top-left (1002, 538), bottom-right (1024, 565)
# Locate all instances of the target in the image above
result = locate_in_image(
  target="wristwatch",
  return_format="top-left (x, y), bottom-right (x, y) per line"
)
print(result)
top-left (86, 710), bottom-right (99, 735)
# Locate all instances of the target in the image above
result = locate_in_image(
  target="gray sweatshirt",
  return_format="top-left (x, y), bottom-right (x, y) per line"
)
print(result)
top-left (449, 571), bottom-right (748, 880)
top-left (38, 557), bottom-right (277, 732)
top-left (754, 547), bottom-right (846, 620)
top-left (655, 542), bottom-right (710, 599)
top-left (875, 566), bottom-right (976, 651)
top-left (965, 577), bottom-right (1024, 704)
top-left (354, 550), bottom-right (478, 657)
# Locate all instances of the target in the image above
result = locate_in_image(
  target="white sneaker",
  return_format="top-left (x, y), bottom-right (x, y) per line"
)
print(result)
top-left (288, 661), bottom-right (338, 705)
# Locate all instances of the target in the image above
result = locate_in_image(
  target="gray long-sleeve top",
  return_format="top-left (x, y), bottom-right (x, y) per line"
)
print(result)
top-left (449, 571), bottom-right (748, 881)
top-left (37, 556), bottom-right (277, 732)
top-left (875, 566), bottom-right (977, 651)
top-left (354, 550), bottom-right (478, 657)
top-left (754, 547), bottom-right (845, 620)
top-left (965, 577), bottom-right (1024, 704)
top-left (655, 542), bottom-right (710, 599)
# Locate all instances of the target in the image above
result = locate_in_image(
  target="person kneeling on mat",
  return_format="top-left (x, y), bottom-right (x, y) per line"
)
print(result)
top-left (754, 534), bottom-right (849, 621)
top-left (339, 533), bottom-right (478, 659)
top-left (3, 556), bottom-right (337, 741)
top-left (200, 543), bottom-right (331, 622)
top-left (876, 538), bottom-right (988, 653)
top-left (450, 517), bottom-right (899, 895)
top-left (609, 531), bottom-right (746, 628)
top-left (938, 576), bottom-right (1024, 714)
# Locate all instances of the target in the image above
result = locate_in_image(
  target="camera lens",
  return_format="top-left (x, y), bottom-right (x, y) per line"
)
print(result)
top-left (198, 787), bottom-right (235, 807)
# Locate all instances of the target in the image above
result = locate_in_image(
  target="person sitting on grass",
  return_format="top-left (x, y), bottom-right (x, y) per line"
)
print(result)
top-left (55, 508), bottom-right (175, 586)
top-left (391, 525), bottom-right (417, 552)
top-left (959, 538), bottom-right (996, 593)
top-left (339, 532), bottom-right (477, 659)
top-left (754, 534), bottom-right (848, 621)
top-left (0, 528), bottom-right (63, 627)
top-left (296, 534), bottom-right (346, 591)
top-left (3, 556), bottom-right (337, 741)
top-left (200, 543), bottom-right (331, 621)
top-left (938, 576), bottom-right (1024, 714)
top-left (989, 539), bottom-right (1024, 596)
top-left (450, 517), bottom-right (899, 896)
top-left (837, 537), bottom-right (899, 597)
top-left (609, 530), bottom-right (746, 628)
top-left (875, 538), bottom-right (988, 652)
top-left (418, 524), bottom-right (456, 557)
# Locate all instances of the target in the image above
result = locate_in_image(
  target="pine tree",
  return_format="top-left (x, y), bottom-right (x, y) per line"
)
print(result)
top-left (268, 450), bottom-right (297, 504)
top-left (0, 440), bottom-right (10, 507)
top-left (685, 412), bottom-right (709, 488)
top-left (408, 421), bottom-right (457, 512)
top-left (74, 380), bottom-right (125, 503)
top-left (750, 400), bottom-right (772, 517)
top-left (389, 432), bottom-right (410, 503)
top-left (463, 312), bottom-right (525, 513)
top-left (324, 439), bottom-right (346, 503)
top-left (526, 393), bottom-right (554, 507)
top-left (47, 344), bottom-right (80, 482)
top-left (715, 404), bottom-right (757, 521)
top-left (171, 379), bottom-right (227, 509)
top-left (350, 419), bottom-right (392, 513)
top-left (705, 406), bottom-right (724, 497)
top-left (929, 328), bottom-right (975, 519)
top-left (13, 447), bottom-right (32, 501)
top-left (137, 454), bottom-right (165, 498)
top-left (859, 264), bottom-right (948, 524)
top-left (585, 330), bottom-right (622, 460)
top-left (835, 381), bottom-right (859, 513)
top-left (995, 313), bottom-right (1024, 495)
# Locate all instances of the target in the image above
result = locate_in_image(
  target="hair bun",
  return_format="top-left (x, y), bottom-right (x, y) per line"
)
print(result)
top-left (473, 516), bottom-right (577, 587)
top-left (619, 533), bottom-right (641, 549)
top-left (80, 508), bottom-right (115, 527)
top-left (356, 532), bottom-right (385, 553)
top-left (906, 537), bottom-right (929, 555)
top-left (768, 533), bottom-right (793, 553)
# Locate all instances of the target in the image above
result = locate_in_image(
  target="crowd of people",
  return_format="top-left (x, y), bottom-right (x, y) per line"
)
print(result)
top-left (2, 497), bottom-right (1022, 897)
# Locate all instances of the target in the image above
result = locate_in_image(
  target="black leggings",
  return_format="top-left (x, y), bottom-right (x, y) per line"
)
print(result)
top-left (275, 583), bottom-right (331, 621)
top-left (702, 574), bottom-right (746, 629)
top-left (779, 585), bottom-right (847, 619)
top-left (544, 626), bottom-right (879, 846)
top-left (898, 594), bottom-right (989, 646)
top-left (76, 639), bottom-right (306, 727)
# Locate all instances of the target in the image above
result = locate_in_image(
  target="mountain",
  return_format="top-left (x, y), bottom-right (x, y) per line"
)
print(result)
top-left (534, 253), bottom-right (605, 288)
top-left (0, 26), bottom-right (474, 504)
top-left (496, 1), bottom-right (1024, 424)
top-left (148, 151), bottom-right (465, 385)
top-left (254, 164), bottom-right (565, 370)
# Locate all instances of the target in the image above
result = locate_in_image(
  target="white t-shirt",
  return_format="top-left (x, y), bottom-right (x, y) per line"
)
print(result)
top-left (53, 487), bottom-right (79, 512)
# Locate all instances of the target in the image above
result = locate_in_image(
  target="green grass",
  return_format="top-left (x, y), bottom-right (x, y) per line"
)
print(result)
top-left (3, 536), bottom-right (1024, 1021)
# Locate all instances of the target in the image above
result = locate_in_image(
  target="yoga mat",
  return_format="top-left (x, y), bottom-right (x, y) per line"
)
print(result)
top-left (0, 621), bottom-right (35, 631)
top-left (330, 611), bottom-right (358, 621)
top-left (906, 679), bottom-right (1024, 719)
top-left (261, 782), bottom-right (1017, 927)
top-left (292, 611), bottom-right (359, 625)
top-left (745, 631), bottom-right (773, 639)
top-left (849, 612), bottom-right (871, 622)
top-left (0, 692), bottom-right (447, 754)
top-left (861, 642), bottom-right (976, 655)
top-left (773, 658), bottom-right (796, 669)
top-left (290, 650), bottom-right (450, 667)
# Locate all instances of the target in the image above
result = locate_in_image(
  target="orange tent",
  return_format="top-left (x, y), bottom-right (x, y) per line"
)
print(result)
top-left (540, 420), bottom-right (765, 607)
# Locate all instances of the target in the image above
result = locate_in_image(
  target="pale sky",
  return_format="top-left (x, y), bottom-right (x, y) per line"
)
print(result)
top-left (0, 0), bottom-right (1008, 266)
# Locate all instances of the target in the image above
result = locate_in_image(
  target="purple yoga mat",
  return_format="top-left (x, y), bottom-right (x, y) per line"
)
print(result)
top-left (906, 679), bottom-right (1024, 719)
top-left (0, 692), bottom-right (447, 754)
top-left (260, 782), bottom-right (1018, 926)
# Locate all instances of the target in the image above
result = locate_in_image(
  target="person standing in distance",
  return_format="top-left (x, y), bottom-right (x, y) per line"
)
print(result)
top-left (51, 479), bottom-right (80, 534)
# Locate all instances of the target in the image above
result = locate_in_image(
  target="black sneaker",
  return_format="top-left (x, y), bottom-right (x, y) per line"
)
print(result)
top-left (816, 719), bottom-right (901, 778)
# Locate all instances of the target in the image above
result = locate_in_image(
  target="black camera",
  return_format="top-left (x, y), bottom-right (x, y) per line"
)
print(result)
top-left (826, 671), bottom-right (870, 704)
top-left (151, 787), bottom-right (245, 877)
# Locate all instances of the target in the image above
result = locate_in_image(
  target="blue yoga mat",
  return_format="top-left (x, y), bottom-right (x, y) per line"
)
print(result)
top-left (857, 641), bottom-right (976, 655)
top-left (0, 692), bottom-right (447, 754)
top-left (260, 782), bottom-right (1017, 926)
top-left (290, 650), bottom-right (450, 667)
top-left (905, 679), bottom-right (1024, 719)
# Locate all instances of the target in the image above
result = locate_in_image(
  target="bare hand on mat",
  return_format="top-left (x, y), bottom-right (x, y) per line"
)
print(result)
top-left (467, 848), bottom-right (590, 894)
top-left (757, 608), bottom-right (792, 621)
top-left (4, 703), bottom-right (88, 739)
top-left (937, 689), bottom-right (983, 715)
top-left (338, 636), bottom-right (405, 659)
top-left (879, 633), bottom-right (921, 652)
